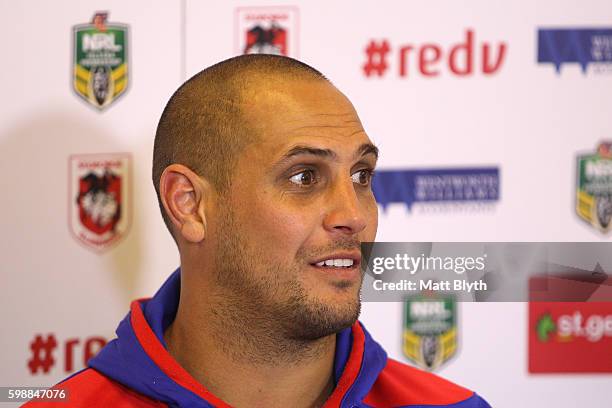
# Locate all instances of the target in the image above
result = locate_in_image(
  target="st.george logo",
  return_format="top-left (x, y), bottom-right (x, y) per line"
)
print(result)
top-left (69, 154), bottom-right (131, 252)
top-left (235, 6), bottom-right (299, 57)
top-left (72, 12), bottom-right (129, 110)
top-left (529, 302), bottom-right (612, 373)
top-left (245, 22), bottom-right (287, 55)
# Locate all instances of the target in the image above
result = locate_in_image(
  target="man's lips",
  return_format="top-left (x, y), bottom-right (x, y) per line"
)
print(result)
top-left (309, 252), bottom-right (361, 270)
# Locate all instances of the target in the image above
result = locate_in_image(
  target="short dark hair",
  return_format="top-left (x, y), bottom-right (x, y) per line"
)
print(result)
top-left (152, 54), bottom-right (328, 235)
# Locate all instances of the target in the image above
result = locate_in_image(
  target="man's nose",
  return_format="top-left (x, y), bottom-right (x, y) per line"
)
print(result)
top-left (322, 177), bottom-right (368, 235)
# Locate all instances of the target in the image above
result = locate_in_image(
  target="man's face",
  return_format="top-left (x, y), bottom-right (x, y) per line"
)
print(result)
top-left (212, 78), bottom-right (378, 341)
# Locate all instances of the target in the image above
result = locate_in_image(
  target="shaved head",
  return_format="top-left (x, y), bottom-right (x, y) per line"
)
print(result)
top-left (158, 53), bottom-right (378, 375)
top-left (153, 54), bottom-right (328, 235)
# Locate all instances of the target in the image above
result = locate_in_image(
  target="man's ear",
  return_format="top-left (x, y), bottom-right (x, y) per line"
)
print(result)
top-left (159, 164), bottom-right (210, 243)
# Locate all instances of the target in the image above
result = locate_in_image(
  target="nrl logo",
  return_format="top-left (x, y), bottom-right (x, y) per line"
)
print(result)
top-left (403, 294), bottom-right (457, 371)
top-left (576, 142), bottom-right (612, 233)
top-left (235, 6), bottom-right (299, 57)
top-left (69, 154), bottom-right (131, 252)
top-left (72, 12), bottom-right (129, 110)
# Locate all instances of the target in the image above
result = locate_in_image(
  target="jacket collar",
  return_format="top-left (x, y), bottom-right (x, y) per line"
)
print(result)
top-left (90, 269), bottom-right (387, 407)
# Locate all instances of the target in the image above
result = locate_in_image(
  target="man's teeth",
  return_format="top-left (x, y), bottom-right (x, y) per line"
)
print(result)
top-left (315, 259), bottom-right (354, 267)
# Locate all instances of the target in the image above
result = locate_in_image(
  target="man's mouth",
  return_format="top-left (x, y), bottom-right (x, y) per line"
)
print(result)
top-left (309, 253), bottom-right (361, 270)
top-left (313, 258), bottom-right (355, 268)
top-left (308, 252), bottom-right (362, 283)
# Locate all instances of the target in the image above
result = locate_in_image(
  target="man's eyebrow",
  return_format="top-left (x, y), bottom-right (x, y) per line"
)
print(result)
top-left (282, 145), bottom-right (337, 160)
top-left (275, 143), bottom-right (379, 165)
top-left (356, 143), bottom-right (379, 160)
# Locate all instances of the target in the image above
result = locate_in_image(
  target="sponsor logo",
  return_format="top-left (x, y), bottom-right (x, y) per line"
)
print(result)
top-left (403, 294), bottom-right (457, 371)
top-left (538, 28), bottom-right (612, 74)
top-left (69, 153), bottom-right (131, 252)
top-left (372, 167), bottom-right (500, 211)
top-left (576, 142), bottom-right (612, 233)
top-left (363, 29), bottom-right (507, 78)
top-left (235, 6), bottom-right (299, 57)
top-left (536, 311), bottom-right (612, 343)
top-left (73, 12), bottom-right (129, 110)
top-left (529, 302), bottom-right (612, 373)
top-left (28, 333), bottom-right (108, 375)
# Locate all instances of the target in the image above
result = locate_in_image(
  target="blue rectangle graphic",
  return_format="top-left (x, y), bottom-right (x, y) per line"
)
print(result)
top-left (538, 28), bottom-right (612, 73)
top-left (372, 167), bottom-right (500, 210)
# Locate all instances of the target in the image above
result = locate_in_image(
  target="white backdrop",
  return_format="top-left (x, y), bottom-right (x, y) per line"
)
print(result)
top-left (1, 1), bottom-right (611, 407)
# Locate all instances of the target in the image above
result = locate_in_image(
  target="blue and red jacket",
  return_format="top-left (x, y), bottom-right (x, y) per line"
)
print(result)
top-left (25, 270), bottom-right (491, 407)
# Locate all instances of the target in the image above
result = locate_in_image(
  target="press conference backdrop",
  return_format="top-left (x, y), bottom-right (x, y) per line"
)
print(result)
top-left (1, 1), bottom-right (611, 407)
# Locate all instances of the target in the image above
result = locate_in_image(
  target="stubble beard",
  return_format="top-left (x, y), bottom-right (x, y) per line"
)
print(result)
top-left (211, 207), bottom-right (362, 363)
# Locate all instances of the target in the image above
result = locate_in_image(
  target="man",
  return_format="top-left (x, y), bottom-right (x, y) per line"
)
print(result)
top-left (25, 55), bottom-right (491, 408)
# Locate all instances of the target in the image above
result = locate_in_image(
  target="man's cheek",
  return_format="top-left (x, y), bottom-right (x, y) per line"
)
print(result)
top-left (245, 207), bottom-right (308, 243)
top-left (364, 199), bottom-right (378, 234)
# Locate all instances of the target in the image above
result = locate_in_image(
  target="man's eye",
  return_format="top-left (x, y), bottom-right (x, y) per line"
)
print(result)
top-left (351, 169), bottom-right (374, 186)
top-left (289, 170), bottom-right (317, 186)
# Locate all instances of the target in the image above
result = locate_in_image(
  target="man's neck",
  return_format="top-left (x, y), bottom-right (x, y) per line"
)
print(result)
top-left (164, 290), bottom-right (338, 408)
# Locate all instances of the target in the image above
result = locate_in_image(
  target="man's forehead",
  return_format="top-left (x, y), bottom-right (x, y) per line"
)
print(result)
top-left (249, 109), bottom-right (371, 161)
top-left (243, 77), bottom-right (355, 119)
top-left (242, 78), bottom-right (365, 139)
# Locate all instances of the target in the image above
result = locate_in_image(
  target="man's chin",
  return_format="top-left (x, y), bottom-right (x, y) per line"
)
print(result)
top-left (283, 296), bottom-right (361, 341)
